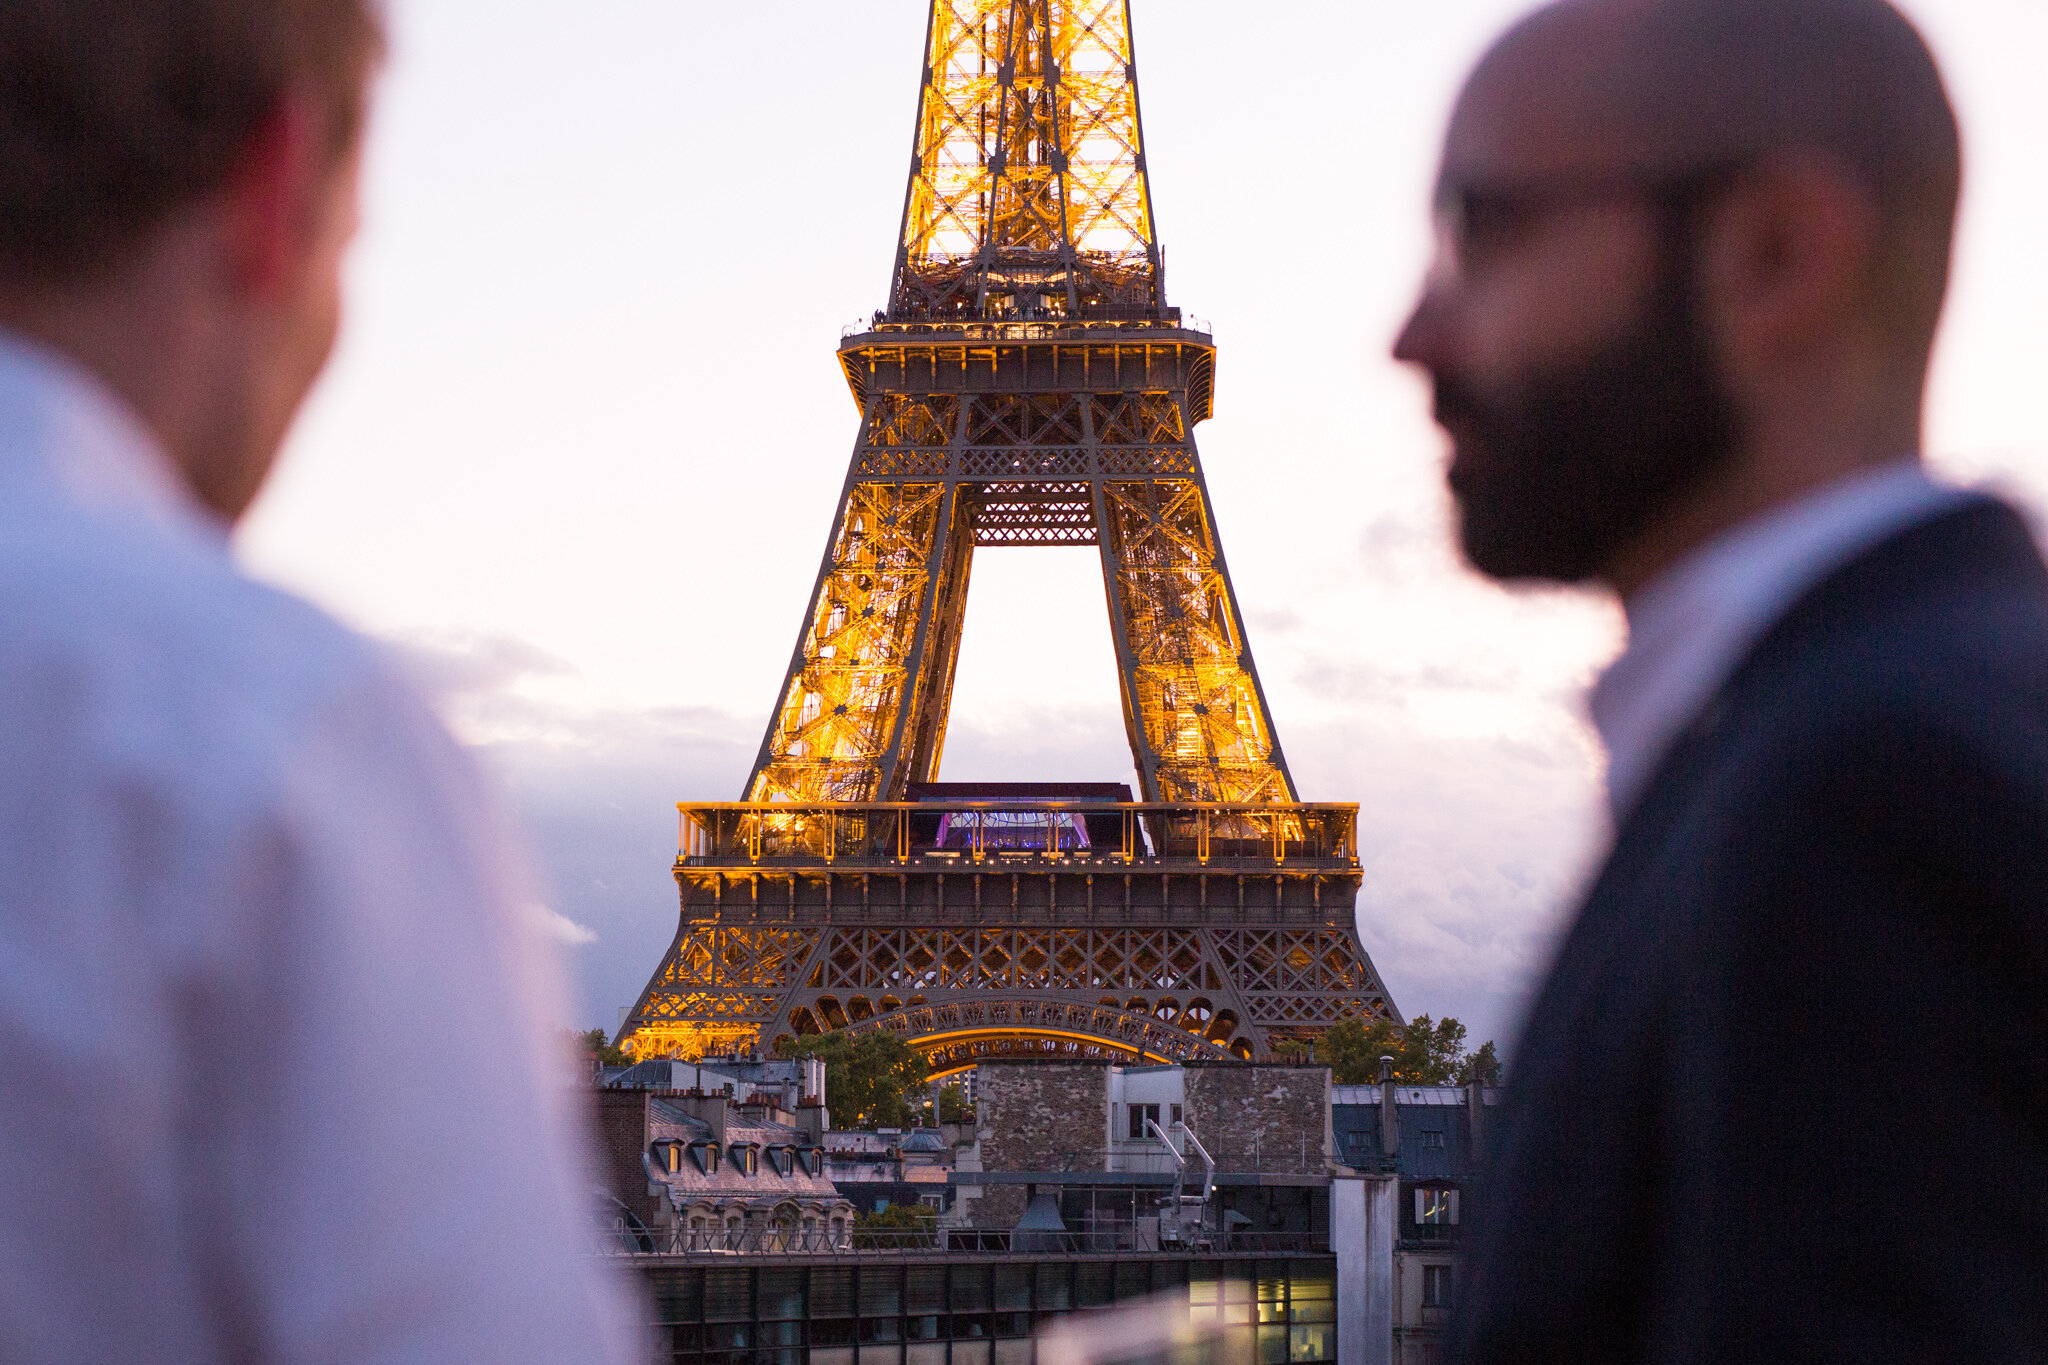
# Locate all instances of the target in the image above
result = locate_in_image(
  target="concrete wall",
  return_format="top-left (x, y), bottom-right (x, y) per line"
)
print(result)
top-left (1332, 1175), bottom-right (1396, 1365)
top-left (1182, 1062), bottom-right (1332, 1172)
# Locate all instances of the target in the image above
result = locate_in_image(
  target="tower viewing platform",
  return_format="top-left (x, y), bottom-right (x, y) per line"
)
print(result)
top-left (633, 789), bottom-right (1391, 1074)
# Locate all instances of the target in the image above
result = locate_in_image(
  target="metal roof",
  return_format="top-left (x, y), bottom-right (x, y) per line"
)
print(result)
top-left (1330, 1085), bottom-right (1500, 1106)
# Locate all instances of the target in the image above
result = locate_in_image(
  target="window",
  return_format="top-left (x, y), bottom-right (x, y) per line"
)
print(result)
top-left (1421, 1130), bottom-right (1445, 1149)
top-left (1422, 1265), bottom-right (1454, 1307)
top-left (920, 1194), bottom-right (944, 1209)
top-left (1129, 1103), bottom-right (1162, 1140)
top-left (1170, 1104), bottom-right (1183, 1128)
top-left (664, 1143), bottom-right (682, 1173)
top-left (1415, 1188), bottom-right (1460, 1225)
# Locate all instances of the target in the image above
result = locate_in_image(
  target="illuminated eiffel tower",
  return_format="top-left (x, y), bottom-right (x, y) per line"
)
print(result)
top-left (619, 0), bottom-right (1399, 1069)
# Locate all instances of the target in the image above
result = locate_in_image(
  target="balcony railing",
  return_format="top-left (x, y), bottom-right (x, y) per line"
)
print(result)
top-left (843, 314), bottom-right (1208, 341)
top-left (595, 1224), bottom-right (1327, 1258)
top-left (675, 803), bottom-right (1359, 870)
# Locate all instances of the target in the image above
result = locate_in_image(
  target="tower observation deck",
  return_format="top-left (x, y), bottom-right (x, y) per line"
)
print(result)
top-left (618, 0), bottom-right (1399, 1071)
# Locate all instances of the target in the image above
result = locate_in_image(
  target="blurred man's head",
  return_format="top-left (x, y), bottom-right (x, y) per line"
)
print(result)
top-left (1393, 0), bottom-right (1960, 592)
top-left (0, 0), bottom-right (382, 521)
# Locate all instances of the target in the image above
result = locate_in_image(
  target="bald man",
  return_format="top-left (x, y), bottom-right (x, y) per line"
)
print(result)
top-left (1395, 0), bottom-right (2048, 1360)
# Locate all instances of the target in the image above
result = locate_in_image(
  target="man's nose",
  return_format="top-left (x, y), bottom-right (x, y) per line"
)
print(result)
top-left (1392, 280), bottom-right (1450, 370)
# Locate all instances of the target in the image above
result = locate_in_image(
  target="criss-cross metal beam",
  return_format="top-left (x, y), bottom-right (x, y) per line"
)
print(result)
top-left (623, 2), bottom-right (1394, 1065)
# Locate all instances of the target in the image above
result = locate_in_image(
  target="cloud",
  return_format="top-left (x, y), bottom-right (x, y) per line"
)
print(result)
top-left (472, 695), bottom-right (761, 1031)
top-left (529, 900), bottom-right (599, 946)
top-left (384, 628), bottom-right (577, 697)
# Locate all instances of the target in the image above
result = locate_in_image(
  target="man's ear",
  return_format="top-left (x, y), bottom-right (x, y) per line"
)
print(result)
top-left (218, 93), bottom-right (333, 298)
top-left (1695, 150), bottom-right (1879, 378)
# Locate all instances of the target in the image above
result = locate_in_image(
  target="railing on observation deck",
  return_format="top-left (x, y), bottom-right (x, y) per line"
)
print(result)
top-left (594, 1223), bottom-right (1326, 1259)
top-left (674, 803), bottom-right (1359, 870)
top-left (843, 314), bottom-right (1211, 341)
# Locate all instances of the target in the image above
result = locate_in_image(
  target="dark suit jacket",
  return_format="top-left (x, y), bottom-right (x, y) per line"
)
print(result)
top-left (1448, 498), bottom-right (2048, 1363)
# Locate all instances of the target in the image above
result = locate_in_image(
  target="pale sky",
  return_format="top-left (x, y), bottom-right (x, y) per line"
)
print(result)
top-left (241, 0), bottom-right (2048, 1048)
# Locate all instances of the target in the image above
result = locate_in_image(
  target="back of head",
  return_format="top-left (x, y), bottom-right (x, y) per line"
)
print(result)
top-left (0, 0), bottom-right (383, 289)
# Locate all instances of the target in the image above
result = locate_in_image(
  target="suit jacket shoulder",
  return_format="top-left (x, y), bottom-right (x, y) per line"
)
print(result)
top-left (1451, 497), bottom-right (2048, 1365)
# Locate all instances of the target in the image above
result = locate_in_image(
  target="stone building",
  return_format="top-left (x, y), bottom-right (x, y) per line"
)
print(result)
top-left (964, 1058), bottom-right (1333, 1237)
top-left (595, 1085), bottom-right (853, 1253)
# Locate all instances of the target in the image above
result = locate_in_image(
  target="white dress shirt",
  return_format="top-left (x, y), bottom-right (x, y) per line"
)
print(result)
top-left (1590, 461), bottom-right (1975, 823)
top-left (0, 334), bottom-right (645, 1363)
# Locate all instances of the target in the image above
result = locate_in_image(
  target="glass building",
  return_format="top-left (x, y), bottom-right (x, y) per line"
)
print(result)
top-left (639, 1254), bottom-right (1338, 1365)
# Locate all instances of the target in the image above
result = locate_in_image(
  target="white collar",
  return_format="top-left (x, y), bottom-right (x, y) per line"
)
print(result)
top-left (0, 328), bottom-right (223, 543)
top-left (1590, 461), bottom-right (1971, 823)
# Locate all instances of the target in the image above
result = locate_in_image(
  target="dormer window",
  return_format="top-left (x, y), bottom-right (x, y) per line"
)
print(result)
top-left (730, 1144), bottom-right (756, 1176)
top-left (806, 1148), bottom-right (824, 1177)
top-left (691, 1142), bottom-right (719, 1175)
top-left (666, 1143), bottom-right (682, 1174)
top-left (772, 1147), bottom-right (793, 1177)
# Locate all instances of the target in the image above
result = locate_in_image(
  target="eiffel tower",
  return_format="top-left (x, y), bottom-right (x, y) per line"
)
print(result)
top-left (619, 0), bottom-right (1399, 1070)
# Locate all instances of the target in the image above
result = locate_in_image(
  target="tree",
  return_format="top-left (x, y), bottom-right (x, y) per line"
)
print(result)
top-left (570, 1027), bottom-right (630, 1068)
top-left (937, 1082), bottom-right (972, 1123)
top-left (1320, 1015), bottom-right (1498, 1085)
top-left (775, 1030), bottom-right (932, 1128)
top-left (852, 1202), bottom-right (938, 1249)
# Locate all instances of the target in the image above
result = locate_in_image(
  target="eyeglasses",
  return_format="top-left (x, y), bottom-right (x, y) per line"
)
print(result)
top-left (1432, 159), bottom-right (1750, 283)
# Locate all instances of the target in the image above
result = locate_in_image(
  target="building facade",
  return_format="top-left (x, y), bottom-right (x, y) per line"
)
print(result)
top-left (1330, 1079), bottom-right (1497, 1365)
top-left (961, 1059), bottom-right (1333, 1246)
top-left (589, 1056), bottom-right (1505, 1365)
top-left (597, 1083), bottom-right (854, 1254)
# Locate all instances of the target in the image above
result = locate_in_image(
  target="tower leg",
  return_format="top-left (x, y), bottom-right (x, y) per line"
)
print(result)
top-left (1098, 473), bottom-right (1293, 805)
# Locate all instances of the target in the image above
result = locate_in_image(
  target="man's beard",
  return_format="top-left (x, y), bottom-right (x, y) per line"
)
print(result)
top-left (1438, 262), bottom-right (1741, 583)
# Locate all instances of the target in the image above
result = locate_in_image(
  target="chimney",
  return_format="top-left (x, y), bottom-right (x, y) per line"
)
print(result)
top-left (796, 1097), bottom-right (829, 1142)
top-left (1465, 1053), bottom-right (1497, 1165)
top-left (669, 1089), bottom-right (728, 1144)
top-left (803, 1057), bottom-right (827, 1109)
top-left (1378, 1055), bottom-right (1399, 1159)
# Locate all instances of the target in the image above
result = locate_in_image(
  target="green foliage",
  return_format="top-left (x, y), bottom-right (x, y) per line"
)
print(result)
top-left (1269, 1038), bottom-right (1314, 1063)
top-left (937, 1082), bottom-right (972, 1123)
top-left (775, 1030), bottom-right (932, 1128)
top-left (571, 1027), bottom-right (631, 1068)
top-left (1320, 1015), bottom-right (1499, 1086)
top-left (852, 1202), bottom-right (938, 1249)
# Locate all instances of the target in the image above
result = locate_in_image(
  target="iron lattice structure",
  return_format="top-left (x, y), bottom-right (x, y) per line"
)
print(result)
top-left (620, 0), bottom-right (1398, 1068)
